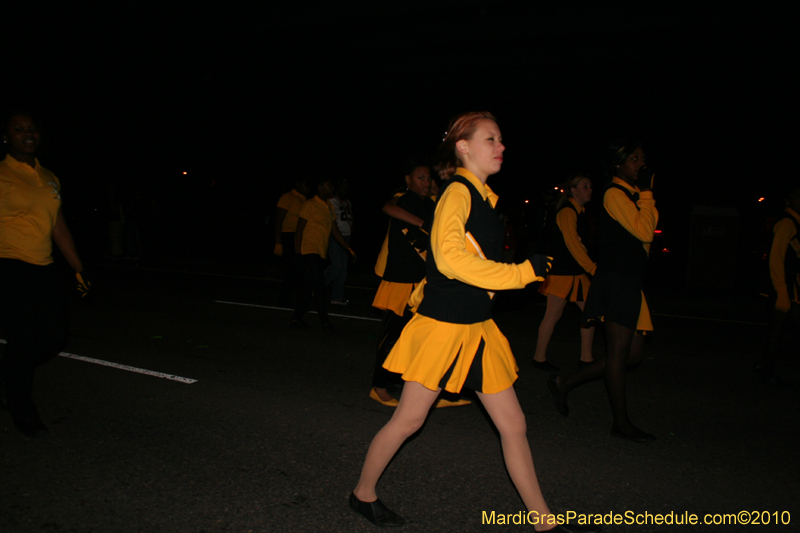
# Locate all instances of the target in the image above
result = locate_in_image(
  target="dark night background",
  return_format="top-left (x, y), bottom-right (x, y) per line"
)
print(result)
top-left (2, 2), bottom-right (792, 288)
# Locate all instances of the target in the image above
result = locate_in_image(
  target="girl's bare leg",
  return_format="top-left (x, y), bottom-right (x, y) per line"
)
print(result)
top-left (534, 294), bottom-right (568, 362)
top-left (476, 387), bottom-right (558, 532)
top-left (353, 381), bottom-right (440, 502)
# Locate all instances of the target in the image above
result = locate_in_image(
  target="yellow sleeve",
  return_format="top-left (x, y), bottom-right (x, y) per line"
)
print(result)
top-left (770, 218), bottom-right (795, 298)
top-left (276, 192), bottom-right (291, 210)
top-left (430, 182), bottom-right (541, 290)
top-left (605, 188), bottom-right (659, 243)
top-left (556, 208), bottom-right (596, 275)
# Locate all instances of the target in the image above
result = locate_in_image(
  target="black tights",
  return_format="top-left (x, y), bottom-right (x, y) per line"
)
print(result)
top-left (560, 321), bottom-right (644, 429)
top-left (371, 309), bottom-right (411, 389)
top-left (0, 260), bottom-right (67, 421)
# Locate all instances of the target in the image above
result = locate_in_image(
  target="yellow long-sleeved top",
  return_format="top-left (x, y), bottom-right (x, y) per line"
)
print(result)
top-left (605, 177), bottom-right (658, 254)
top-left (556, 197), bottom-right (596, 275)
top-left (430, 168), bottom-right (541, 290)
top-left (0, 155), bottom-right (62, 265)
top-left (770, 207), bottom-right (800, 303)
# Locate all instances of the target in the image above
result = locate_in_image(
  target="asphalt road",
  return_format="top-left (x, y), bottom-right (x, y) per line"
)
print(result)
top-left (2, 262), bottom-right (798, 533)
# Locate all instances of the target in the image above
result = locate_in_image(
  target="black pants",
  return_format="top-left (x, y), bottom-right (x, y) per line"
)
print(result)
top-left (0, 259), bottom-right (67, 420)
top-left (277, 232), bottom-right (302, 307)
top-left (292, 254), bottom-right (330, 325)
top-left (371, 309), bottom-right (412, 389)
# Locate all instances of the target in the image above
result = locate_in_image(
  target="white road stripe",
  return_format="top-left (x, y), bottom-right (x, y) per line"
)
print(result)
top-left (0, 339), bottom-right (197, 384)
top-left (214, 300), bottom-right (765, 326)
top-left (214, 300), bottom-right (382, 322)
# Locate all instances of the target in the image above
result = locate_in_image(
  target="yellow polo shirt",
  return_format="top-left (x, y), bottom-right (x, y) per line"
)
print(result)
top-left (298, 196), bottom-right (334, 258)
top-left (0, 154), bottom-right (62, 265)
top-left (276, 189), bottom-right (306, 233)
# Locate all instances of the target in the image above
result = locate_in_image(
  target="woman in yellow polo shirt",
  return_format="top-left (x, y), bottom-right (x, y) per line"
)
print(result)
top-left (0, 111), bottom-right (90, 438)
top-left (290, 176), bottom-right (354, 332)
top-left (274, 178), bottom-right (309, 307)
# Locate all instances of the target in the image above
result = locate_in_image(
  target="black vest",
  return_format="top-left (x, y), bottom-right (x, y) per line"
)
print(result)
top-left (383, 192), bottom-right (435, 283)
top-left (418, 175), bottom-right (504, 324)
top-left (548, 201), bottom-right (591, 276)
top-left (597, 183), bottom-right (649, 276)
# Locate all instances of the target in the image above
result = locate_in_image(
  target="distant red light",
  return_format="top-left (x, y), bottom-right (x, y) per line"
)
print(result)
top-left (758, 197), bottom-right (765, 202)
top-left (662, 247), bottom-right (669, 253)
top-left (654, 230), bottom-right (662, 234)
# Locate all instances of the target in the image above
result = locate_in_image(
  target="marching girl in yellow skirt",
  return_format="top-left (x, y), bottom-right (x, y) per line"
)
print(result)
top-left (533, 174), bottom-right (596, 372)
top-left (349, 112), bottom-right (600, 533)
top-left (369, 162), bottom-right (472, 408)
top-left (369, 162), bottom-right (434, 406)
top-left (547, 140), bottom-right (657, 444)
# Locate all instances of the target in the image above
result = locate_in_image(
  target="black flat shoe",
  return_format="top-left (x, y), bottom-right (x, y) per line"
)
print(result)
top-left (532, 359), bottom-right (560, 372)
top-left (546, 374), bottom-right (568, 417)
top-left (349, 492), bottom-right (405, 527)
top-left (611, 425), bottom-right (656, 443)
top-left (549, 522), bottom-right (603, 532)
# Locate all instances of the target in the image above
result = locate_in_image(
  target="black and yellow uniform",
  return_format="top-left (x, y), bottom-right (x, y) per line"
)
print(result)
top-left (371, 192), bottom-right (434, 390)
top-left (769, 207), bottom-right (800, 305)
top-left (0, 154), bottom-right (68, 423)
top-left (761, 207), bottom-right (800, 380)
top-left (582, 178), bottom-right (657, 332)
top-left (372, 192), bottom-right (433, 316)
top-left (539, 197), bottom-right (596, 302)
top-left (384, 169), bottom-right (544, 394)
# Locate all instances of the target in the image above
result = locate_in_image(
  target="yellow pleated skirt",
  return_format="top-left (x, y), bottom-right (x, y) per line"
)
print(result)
top-left (538, 274), bottom-right (591, 302)
top-left (382, 313), bottom-right (519, 394)
top-left (372, 281), bottom-right (416, 317)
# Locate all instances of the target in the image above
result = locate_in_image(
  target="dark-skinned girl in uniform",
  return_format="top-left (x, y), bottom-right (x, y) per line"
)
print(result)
top-left (370, 162), bottom-right (471, 408)
top-left (547, 140), bottom-right (658, 443)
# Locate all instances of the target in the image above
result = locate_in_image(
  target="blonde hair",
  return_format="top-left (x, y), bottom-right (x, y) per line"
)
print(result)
top-left (554, 173), bottom-right (590, 211)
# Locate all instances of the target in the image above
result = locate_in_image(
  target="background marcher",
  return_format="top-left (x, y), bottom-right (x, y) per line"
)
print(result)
top-left (533, 174), bottom-right (596, 372)
top-left (548, 140), bottom-right (658, 443)
top-left (0, 111), bottom-right (91, 437)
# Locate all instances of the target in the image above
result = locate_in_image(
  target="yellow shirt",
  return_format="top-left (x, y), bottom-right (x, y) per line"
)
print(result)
top-left (770, 207), bottom-right (800, 302)
top-left (556, 197), bottom-right (596, 275)
top-left (276, 189), bottom-right (307, 233)
top-left (0, 154), bottom-right (62, 265)
top-left (605, 177), bottom-right (658, 254)
top-left (298, 196), bottom-right (334, 258)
